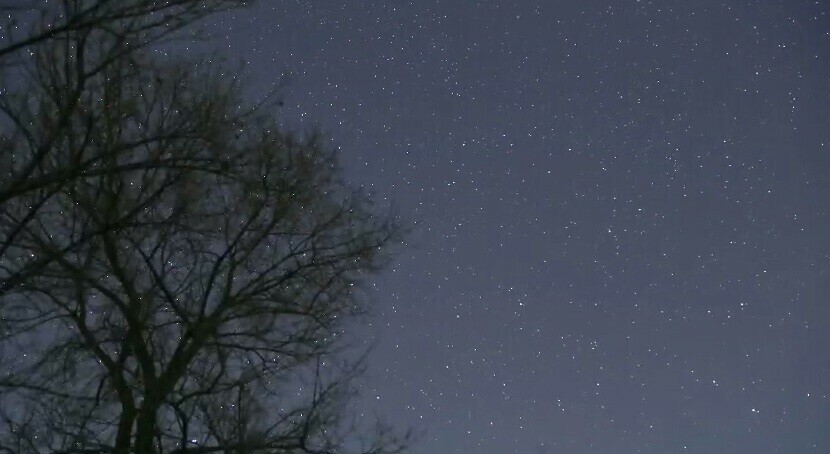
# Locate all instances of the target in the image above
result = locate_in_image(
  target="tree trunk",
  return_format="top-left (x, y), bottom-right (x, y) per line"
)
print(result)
top-left (114, 404), bottom-right (136, 454)
top-left (134, 396), bottom-right (160, 453)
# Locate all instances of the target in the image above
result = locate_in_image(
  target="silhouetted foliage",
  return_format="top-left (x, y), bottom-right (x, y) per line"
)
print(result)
top-left (0, 2), bottom-right (408, 453)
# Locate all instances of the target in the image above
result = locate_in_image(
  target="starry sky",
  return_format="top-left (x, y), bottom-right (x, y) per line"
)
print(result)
top-left (201, 1), bottom-right (829, 452)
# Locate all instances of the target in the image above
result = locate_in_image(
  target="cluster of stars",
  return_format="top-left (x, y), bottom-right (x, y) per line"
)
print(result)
top-left (207, 0), bottom-right (829, 452)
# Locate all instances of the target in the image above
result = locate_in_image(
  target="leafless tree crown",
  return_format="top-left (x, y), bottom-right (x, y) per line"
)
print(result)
top-left (0, 2), bottom-right (409, 453)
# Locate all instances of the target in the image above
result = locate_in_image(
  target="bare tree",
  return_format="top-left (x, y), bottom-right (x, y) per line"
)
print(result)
top-left (0, 0), bottom-right (250, 293)
top-left (0, 2), bottom-right (409, 453)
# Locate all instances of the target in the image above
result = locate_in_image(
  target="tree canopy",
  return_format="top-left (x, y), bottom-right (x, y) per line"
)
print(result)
top-left (0, 2), bottom-right (408, 453)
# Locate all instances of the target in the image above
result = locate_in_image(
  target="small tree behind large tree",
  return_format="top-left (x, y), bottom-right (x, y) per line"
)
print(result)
top-left (0, 2), bottom-right (408, 453)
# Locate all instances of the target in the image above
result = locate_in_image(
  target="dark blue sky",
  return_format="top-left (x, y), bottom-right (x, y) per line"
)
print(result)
top-left (206, 1), bottom-right (829, 452)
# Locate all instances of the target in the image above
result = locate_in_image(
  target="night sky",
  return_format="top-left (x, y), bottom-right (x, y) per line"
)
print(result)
top-left (201, 1), bottom-right (829, 452)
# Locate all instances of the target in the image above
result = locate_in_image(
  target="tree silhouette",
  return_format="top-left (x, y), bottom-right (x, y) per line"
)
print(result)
top-left (0, 0), bottom-right (250, 292)
top-left (0, 2), bottom-right (409, 453)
